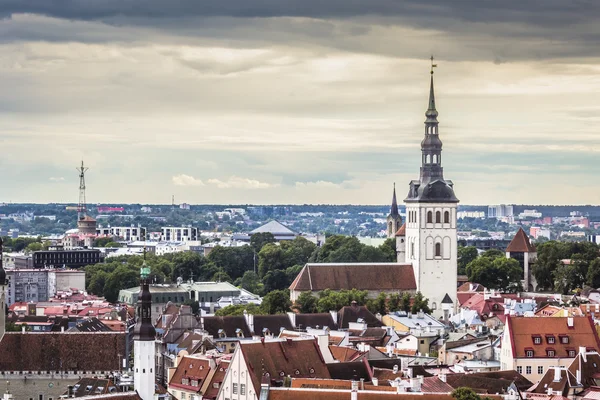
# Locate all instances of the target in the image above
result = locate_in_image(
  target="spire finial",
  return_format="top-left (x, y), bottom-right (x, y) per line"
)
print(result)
top-left (430, 55), bottom-right (437, 75)
top-left (140, 243), bottom-right (150, 280)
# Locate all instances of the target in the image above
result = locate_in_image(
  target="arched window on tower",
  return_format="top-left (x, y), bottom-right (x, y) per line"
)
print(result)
top-left (411, 242), bottom-right (415, 259)
top-left (388, 221), bottom-right (393, 235)
top-left (435, 242), bottom-right (442, 257)
top-left (444, 211), bottom-right (450, 224)
top-left (426, 154), bottom-right (430, 164)
top-left (427, 211), bottom-right (433, 224)
top-left (432, 154), bottom-right (437, 164)
top-left (435, 211), bottom-right (441, 223)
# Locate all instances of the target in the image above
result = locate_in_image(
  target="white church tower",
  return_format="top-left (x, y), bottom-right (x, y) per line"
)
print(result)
top-left (133, 250), bottom-right (156, 400)
top-left (0, 238), bottom-right (6, 343)
top-left (404, 59), bottom-right (458, 320)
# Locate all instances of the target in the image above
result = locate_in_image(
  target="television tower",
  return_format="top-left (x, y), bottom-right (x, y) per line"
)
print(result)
top-left (76, 161), bottom-right (88, 220)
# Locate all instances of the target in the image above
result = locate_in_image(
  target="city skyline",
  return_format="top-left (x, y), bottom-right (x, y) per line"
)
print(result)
top-left (1, 1), bottom-right (600, 205)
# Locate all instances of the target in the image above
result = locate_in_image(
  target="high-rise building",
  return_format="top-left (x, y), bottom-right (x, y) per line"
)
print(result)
top-left (133, 251), bottom-right (156, 400)
top-left (403, 63), bottom-right (458, 320)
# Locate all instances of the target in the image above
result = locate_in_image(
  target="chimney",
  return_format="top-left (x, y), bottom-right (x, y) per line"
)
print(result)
top-left (360, 378), bottom-right (365, 390)
top-left (580, 346), bottom-right (588, 362)
top-left (329, 310), bottom-right (338, 324)
top-left (372, 377), bottom-right (379, 386)
top-left (21, 326), bottom-right (25, 333)
top-left (61, 326), bottom-right (65, 333)
top-left (259, 381), bottom-right (270, 400)
top-left (351, 381), bottom-right (359, 400)
top-left (469, 283), bottom-right (474, 291)
top-left (553, 367), bottom-right (561, 382)
top-left (68, 386), bottom-right (74, 398)
top-left (287, 312), bottom-right (296, 328)
top-left (439, 373), bottom-right (447, 383)
top-left (410, 377), bottom-right (421, 392)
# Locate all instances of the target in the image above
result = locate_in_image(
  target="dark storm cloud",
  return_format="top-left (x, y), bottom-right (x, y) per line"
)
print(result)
top-left (0, 0), bottom-right (597, 27)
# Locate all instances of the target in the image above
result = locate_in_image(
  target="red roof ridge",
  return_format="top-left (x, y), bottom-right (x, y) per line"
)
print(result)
top-left (395, 223), bottom-right (406, 236)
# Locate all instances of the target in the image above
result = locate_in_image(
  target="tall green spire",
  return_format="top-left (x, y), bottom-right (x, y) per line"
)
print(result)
top-left (140, 245), bottom-right (150, 280)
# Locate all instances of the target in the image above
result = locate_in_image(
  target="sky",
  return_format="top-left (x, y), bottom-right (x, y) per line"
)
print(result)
top-left (1, 1), bottom-right (600, 205)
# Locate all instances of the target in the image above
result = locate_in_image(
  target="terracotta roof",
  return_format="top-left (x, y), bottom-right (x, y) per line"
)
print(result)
top-left (328, 346), bottom-right (364, 362)
top-left (267, 389), bottom-right (495, 400)
top-left (445, 370), bottom-right (532, 393)
top-left (506, 228), bottom-right (536, 253)
top-left (295, 313), bottom-right (338, 330)
top-left (253, 315), bottom-right (294, 336)
top-left (169, 355), bottom-right (212, 393)
top-left (289, 263), bottom-right (416, 292)
top-left (66, 393), bottom-right (141, 400)
top-left (202, 359), bottom-right (229, 400)
top-left (395, 223), bottom-right (406, 237)
top-left (68, 377), bottom-right (114, 397)
top-left (202, 316), bottom-right (251, 338)
top-left (507, 316), bottom-right (600, 359)
top-left (0, 332), bottom-right (126, 371)
top-left (337, 305), bottom-right (383, 329)
top-left (420, 376), bottom-right (454, 393)
top-left (291, 378), bottom-right (396, 391)
top-left (239, 338), bottom-right (330, 392)
top-left (457, 282), bottom-right (487, 292)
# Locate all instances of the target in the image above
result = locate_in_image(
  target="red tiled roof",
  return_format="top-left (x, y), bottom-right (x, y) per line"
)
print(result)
top-left (395, 223), bottom-right (406, 236)
top-left (328, 346), bottom-right (364, 362)
top-left (169, 356), bottom-right (211, 393)
top-left (289, 263), bottom-right (416, 292)
top-left (268, 388), bottom-right (500, 400)
top-left (239, 339), bottom-right (330, 392)
top-left (337, 305), bottom-right (383, 329)
top-left (445, 370), bottom-right (532, 393)
top-left (0, 332), bottom-right (126, 371)
top-left (507, 316), bottom-right (600, 359)
top-left (457, 282), bottom-right (487, 292)
top-left (202, 359), bottom-right (229, 400)
top-left (506, 228), bottom-right (536, 253)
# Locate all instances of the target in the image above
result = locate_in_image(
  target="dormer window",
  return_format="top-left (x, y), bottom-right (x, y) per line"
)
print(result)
top-left (236, 328), bottom-right (243, 338)
top-left (546, 335), bottom-right (555, 344)
top-left (181, 378), bottom-right (189, 385)
top-left (532, 336), bottom-right (542, 345)
top-left (559, 335), bottom-right (569, 344)
top-left (568, 350), bottom-right (576, 357)
top-left (525, 348), bottom-right (534, 358)
top-left (218, 329), bottom-right (226, 339)
top-left (546, 348), bottom-right (555, 357)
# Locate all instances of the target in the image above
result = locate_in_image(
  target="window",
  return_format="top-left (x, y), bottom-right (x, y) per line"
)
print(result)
top-left (241, 384), bottom-right (246, 395)
top-left (568, 350), bottom-right (576, 357)
top-left (420, 340), bottom-right (425, 344)
top-left (517, 366), bottom-right (522, 374)
top-left (546, 335), bottom-right (555, 344)
top-left (233, 383), bottom-right (238, 394)
top-left (435, 211), bottom-right (441, 223)
top-left (526, 366), bottom-right (532, 375)
top-left (444, 211), bottom-right (450, 224)
top-left (435, 243), bottom-right (441, 257)
top-left (533, 336), bottom-right (541, 345)
top-left (547, 349), bottom-right (555, 357)
top-left (213, 383), bottom-right (220, 389)
top-left (560, 335), bottom-right (569, 344)
top-left (526, 350), bottom-right (534, 358)
top-left (538, 366), bottom-right (544, 375)
top-left (427, 211), bottom-right (433, 223)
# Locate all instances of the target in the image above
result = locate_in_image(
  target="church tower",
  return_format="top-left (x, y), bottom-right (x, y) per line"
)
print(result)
top-left (133, 249), bottom-right (156, 400)
top-left (404, 59), bottom-right (459, 320)
top-left (0, 238), bottom-right (6, 343)
top-left (386, 184), bottom-right (402, 238)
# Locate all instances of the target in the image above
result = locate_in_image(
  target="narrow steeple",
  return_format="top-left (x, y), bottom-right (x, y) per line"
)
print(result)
top-left (420, 55), bottom-right (443, 182)
top-left (133, 245), bottom-right (155, 341)
top-left (390, 183), bottom-right (399, 217)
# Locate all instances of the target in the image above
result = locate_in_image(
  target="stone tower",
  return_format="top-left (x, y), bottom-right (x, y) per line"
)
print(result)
top-left (506, 228), bottom-right (537, 292)
top-left (133, 249), bottom-right (156, 400)
top-left (386, 183), bottom-right (402, 238)
top-left (0, 238), bottom-right (6, 343)
top-left (404, 63), bottom-right (459, 319)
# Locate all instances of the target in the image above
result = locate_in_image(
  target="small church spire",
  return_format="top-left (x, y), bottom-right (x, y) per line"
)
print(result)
top-left (390, 183), bottom-right (399, 217)
top-left (426, 55), bottom-right (438, 122)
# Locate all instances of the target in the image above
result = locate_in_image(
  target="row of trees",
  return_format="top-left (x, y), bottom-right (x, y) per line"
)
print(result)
top-left (84, 234), bottom-right (396, 302)
top-left (459, 246), bottom-right (523, 293)
top-left (532, 241), bottom-right (600, 294)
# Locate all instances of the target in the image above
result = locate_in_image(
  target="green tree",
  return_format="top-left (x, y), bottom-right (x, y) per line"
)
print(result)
top-left (378, 238), bottom-right (397, 262)
top-left (237, 271), bottom-right (263, 295)
top-left (88, 270), bottom-right (109, 296)
top-left (388, 293), bottom-right (401, 312)
top-left (466, 255), bottom-right (523, 292)
top-left (357, 245), bottom-right (390, 263)
top-left (411, 292), bottom-right (431, 314)
top-left (103, 265), bottom-right (139, 302)
top-left (458, 246), bottom-right (478, 275)
top-left (586, 258), bottom-right (600, 288)
top-left (250, 232), bottom-right (276, 253)
top-left (24, 242), bottom-right (43, 253)
top-left (400, 292), bottom-right (411, 312)
top-left (258, 243), bottom-right (286, 277)
top-left (296, 292), bottom-right (318, 313)
top-left (261, 290), bottom-right (292, 314)
top-left (212, 271), bottom-right (233, 283)
top-left (316, 289), bottom-right (368, 312)
top-left (312, 235), bottom-right (364, 263)
top-left (367, 292), bottom-right (388, 315)
top-left (215, 303), bottom-right (262, 316)
top-left (262, 270), bottom-right (289, 293)
top-left (104, 241), bottom-right (123, 248)
top-left (94, 237), bottom-right (114, 247)
top-left (451, 387), bottom-right (484, 400)
top-left (282, 237), bottom-right (317, 267)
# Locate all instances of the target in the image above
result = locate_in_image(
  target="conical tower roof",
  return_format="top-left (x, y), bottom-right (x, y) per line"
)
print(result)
top-left (506, 228), bottom-right (536, 253)
top-left (390, 183), bottom-right (399, 217)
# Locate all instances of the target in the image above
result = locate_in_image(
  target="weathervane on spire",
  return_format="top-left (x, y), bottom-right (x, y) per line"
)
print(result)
top-left (140, 243), bottom-right (150, 280)
top-left (430, 55), bottom-right (437, 75)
